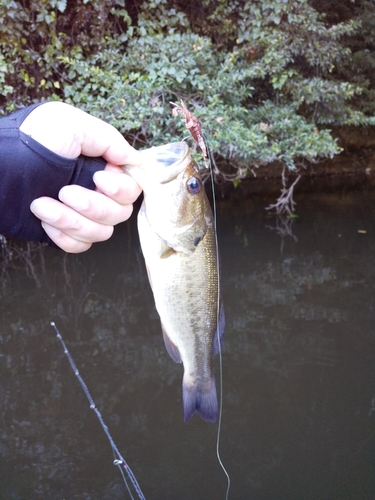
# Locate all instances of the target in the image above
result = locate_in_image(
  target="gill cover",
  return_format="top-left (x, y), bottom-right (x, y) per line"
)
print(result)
top-left (125, 142), bottom-right (211, 255)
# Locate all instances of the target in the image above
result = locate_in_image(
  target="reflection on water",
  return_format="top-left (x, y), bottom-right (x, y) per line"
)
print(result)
top-left (1, 188), bottom-right (375, 499)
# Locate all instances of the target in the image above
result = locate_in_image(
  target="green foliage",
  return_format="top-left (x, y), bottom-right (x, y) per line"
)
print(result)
top-left (1, 0), bottom-right (374, 186)
top-left (0, 0), bottom-right (130, 112)
top-left (332, 0), bottom-right (375, 119)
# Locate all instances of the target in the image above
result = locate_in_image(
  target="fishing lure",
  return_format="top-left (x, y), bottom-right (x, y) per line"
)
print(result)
top-left (170, 100), bottom-right (208, 165)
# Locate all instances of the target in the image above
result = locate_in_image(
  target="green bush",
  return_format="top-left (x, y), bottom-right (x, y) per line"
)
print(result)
top-left (1, 0), bottom-right (374, 210)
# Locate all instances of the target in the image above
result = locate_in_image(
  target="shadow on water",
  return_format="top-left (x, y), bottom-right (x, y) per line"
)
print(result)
top-left (1, 186), bottom-right (375, 499)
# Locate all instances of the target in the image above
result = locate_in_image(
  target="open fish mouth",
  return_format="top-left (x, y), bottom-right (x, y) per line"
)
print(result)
top-left (133, 142), bottom-right (193, 183)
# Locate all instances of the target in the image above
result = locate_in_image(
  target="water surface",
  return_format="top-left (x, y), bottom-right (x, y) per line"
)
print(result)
top-left (1, 187), bottom-right (375, 499)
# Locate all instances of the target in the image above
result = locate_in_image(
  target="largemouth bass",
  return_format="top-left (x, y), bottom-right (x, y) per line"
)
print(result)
top-left (125, 142), bottom-right (224, 422)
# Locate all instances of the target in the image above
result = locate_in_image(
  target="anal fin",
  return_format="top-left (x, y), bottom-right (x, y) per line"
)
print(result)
top-left (162, 324), bottom-right (182, 363)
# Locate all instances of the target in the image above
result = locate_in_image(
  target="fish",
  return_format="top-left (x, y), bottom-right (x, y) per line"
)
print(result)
top-left (124, 142), bottom-right (225, 422)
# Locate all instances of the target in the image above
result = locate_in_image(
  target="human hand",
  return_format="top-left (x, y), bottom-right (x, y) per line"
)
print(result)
top-left (20, 101), bottom-right (142, 253)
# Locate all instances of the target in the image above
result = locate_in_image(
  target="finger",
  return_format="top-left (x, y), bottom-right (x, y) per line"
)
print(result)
top-left (20, 101), bottom-right (141, 165)
top-left (42, 223), bottom-right (93, 254)
top-left (93, 168), bottom-right (142, 205)
top-left (58, 184), bottom-right (134, 225)
top-left (80, 115), bottom-right (141, 165)
top-left (30, 197), bottom-right (114, 242)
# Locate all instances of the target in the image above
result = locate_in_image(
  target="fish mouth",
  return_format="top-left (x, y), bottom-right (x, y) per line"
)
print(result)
top-left (126, 142), bottom-right (191, 184)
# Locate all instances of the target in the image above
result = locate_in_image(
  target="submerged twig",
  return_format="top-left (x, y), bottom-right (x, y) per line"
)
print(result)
top-left (266, 214), bottom-right (298, 253)
top-left (266, 166), bottom-right (301, 216)
top-left (0, 237), bottom-right (46, 289)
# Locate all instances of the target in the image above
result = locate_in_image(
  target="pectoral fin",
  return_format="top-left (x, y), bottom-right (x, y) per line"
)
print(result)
top-left (160, 245), bottom-right (176, 259)
top-left (161, 324), bottom-right (182, 363)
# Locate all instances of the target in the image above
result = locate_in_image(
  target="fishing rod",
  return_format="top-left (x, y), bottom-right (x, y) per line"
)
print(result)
top-left (50, 321), bottom-right (146, 500)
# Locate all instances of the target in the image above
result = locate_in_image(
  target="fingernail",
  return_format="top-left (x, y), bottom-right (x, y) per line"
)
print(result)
top-left (93, 170), bottom-right (119, 195)
top-left (30, 199), bottom-right (61, 222)
top-left (59, 187), bottom-right (89, 211)
top-left (125, 152), bottom-right (143, 166)
top-left (41, 222), bottom-right (61, 238)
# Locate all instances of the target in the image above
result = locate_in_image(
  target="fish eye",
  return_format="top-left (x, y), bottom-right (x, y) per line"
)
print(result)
top-left (187, 176), bottom-right (201, 195)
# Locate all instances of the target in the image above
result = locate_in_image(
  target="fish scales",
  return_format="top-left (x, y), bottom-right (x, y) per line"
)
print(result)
top-left (125, 142), bottom-right (224, 422)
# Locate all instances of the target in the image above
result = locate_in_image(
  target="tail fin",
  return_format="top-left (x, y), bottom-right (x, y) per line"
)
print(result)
top-left (182, 374), bottom-right (218, 423)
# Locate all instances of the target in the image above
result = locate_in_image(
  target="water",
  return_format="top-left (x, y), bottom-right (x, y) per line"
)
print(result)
top-left (0, 187), bottom-right (375, 499)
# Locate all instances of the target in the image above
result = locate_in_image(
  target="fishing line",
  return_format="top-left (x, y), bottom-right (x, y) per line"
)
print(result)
top-left (50, 321), bottom-right (146, 500)
top-left (205, 138), bottom-right (231, 499)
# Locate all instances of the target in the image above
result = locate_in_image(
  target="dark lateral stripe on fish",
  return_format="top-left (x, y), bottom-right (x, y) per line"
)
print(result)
top-left (183, 375), bottom-right (218, 423)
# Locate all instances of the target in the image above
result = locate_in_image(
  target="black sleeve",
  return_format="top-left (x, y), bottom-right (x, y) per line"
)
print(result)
top-left (0, 103), bottom-right (106, 245)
